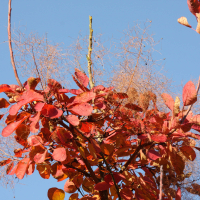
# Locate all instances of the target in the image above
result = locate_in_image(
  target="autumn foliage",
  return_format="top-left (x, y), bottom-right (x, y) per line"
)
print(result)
top-left (0, 67), bottom-right (200, 200)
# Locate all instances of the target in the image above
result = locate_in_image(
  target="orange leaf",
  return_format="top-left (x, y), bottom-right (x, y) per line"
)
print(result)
top-left (0, 98), bottom-right (10, 108)
top-left (47, 187), bottom-right (65, 200)
top-left (69, 193), bottom-right (78, 200)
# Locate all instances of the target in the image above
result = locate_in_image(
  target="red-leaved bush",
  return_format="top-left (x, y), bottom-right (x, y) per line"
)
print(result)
top-left (0, 68), bottom-right (200, 200)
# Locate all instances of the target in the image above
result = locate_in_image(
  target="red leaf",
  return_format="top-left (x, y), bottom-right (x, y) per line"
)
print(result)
top-left (0, 98), bottom-right (10, 108)
top-left (161, 93), bottom-right (174, 111)
top-left (104, 172), bottom-right (125, 186)
top-left (64, 179), bottom-right (77, 193)
top-left (47, 79), bottom-right (62, 90)
top-left (125, 103), bottom-right (143, 112)
top-left (67, 91), bottom-right (96, 107)
top-left (29, 112), bottom-right (40, 133)
top-left (75, 68), bottom-right (89, 87)
top-left (41, 104), bottom-right (63, 119)
top-left (34, 150), bottom-right (47, 163)
top-left (34, 102), bottom-right (45, 111)
top-left (9, 90), bottom-right (44, 116)
top-left (0, 159), bottom-right (12, 167)
top-left (94, 181), bottom-right (111, 191)
top-left (151, 134), bottom-right (167, 142)
top-left (90, 138), bottom-right (101, 153)
top-left (147, 149), bottom-right (162, 160)
top-left (0, 84), bottom-right (12, 93)
top-left (183, 81), bottom-right (197, 106)
top-left (65, 115), bottom-right (79, 126)
top-left (16, 158), bottom-right (30, 179)
top-left (68, 103), bottom-right (93, 116)
top-left (52, 147), bottom-right (67, 162)
top-left (2, 115), bottom-right (30, 137)
top-left (27, 135), bottom-right (43, 146)
top-left (180, 146), bottom-right (196, 161)
top-left (120, 188), bottom-right (133, 200)
top-left (176, 187), bottom-right (181, 200)
top-left (187, 0), bottom-right (200, 17)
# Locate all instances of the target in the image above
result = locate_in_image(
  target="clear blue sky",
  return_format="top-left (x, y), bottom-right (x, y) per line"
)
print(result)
top-left (0, 1), bottom-right (200, 200)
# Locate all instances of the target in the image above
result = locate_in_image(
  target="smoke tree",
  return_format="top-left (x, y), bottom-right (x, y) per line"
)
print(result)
top-left (1, 0), bottom-right (200, 200)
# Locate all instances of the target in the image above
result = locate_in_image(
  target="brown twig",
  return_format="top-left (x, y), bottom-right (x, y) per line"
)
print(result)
top-left (100, 152), bottom-right (121, 200)
top-left (64, 164), bottom-right (90, 178)
top-left (120, 142), bottom-right (154, 173)
top-left (159, 165), bottom-right (163, 200)
top-left (8, 0), bottom-right (23, 88)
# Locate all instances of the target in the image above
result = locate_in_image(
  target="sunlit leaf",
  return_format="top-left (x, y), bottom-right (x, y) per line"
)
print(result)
top-left (48, 187), bottom-right (65, 200)
top-left (65, 115), bottom-right (79, 126)
top-left (161, 93), bottom-right (174, 111)
top-left (2, 115), bottom-right (30, 137)
top-left (182, 81), bottom-right (197, 106)
top-left (177, 17), bottom-right (192, 28)
top-left (68, 103), bottom-right (93, 116)
top-left (64, 179), bottom-right (77, 193)
top-left (16, 158), bottom-right (30, 179)
top-left (52, 147), bottom-right (67, 162)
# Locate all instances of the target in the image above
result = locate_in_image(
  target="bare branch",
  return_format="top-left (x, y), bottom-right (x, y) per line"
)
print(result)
top-left (8, 0), bottom-right (23, 88)
top-left (87, 16), bottom-right (94, 89)
top-left (159, 165), bottom-right (163, 200)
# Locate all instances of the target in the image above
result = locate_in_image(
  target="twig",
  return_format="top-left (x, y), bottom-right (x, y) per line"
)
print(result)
top-left (100, 152), bottom-right (121, 200)
top-left (58, 120), bottom-right (100, 184)
top-left (120, 142), bottom-right (154, 173)
top-left (8, 0), bottom-right (23, 88)
top-left (159, 165), bottom-right (163, 200)
top-left (64, 164), bottom-right (91, 178)
top-left (87, 16), bottom-right (94, 89)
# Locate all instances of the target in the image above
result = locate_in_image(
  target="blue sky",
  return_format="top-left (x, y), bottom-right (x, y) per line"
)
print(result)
top-left (0, 1), bottom-right (200, 200)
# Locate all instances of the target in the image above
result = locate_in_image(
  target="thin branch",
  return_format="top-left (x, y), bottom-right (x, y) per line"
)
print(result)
top-left (120, 142), bottom-right (154, 173)
top-left (159, 165), bottom-right (163, 200)
top-left (58, 120), bottom-right (100, 184)
top-left (64, 164), bottom-right (91, 178)
top-left (100, 152), bottom-right (121, 200)
top-left (87, 16), bottom-right (94, 89)
top-left (8, 0), bottom-right (23, 88)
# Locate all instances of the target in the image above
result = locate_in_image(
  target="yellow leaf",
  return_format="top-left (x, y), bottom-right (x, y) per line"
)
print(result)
top-left (177, 17), bottom-right (192, 28)
top-left (69, 193), bottom-right (78, 200)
